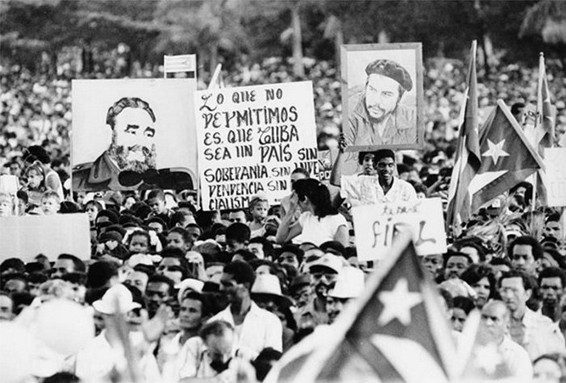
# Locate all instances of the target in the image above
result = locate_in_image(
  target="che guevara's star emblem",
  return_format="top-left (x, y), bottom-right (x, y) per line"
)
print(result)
top-left (377, 279), bottom-right (422, 326)
top-left (482, 138), bottom-right (509, 165)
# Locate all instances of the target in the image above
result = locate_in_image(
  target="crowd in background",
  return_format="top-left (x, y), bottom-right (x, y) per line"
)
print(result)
top-left (0, 55), bottom-right (566, 383)
top-left (2, 55), bottom-right (566, 173)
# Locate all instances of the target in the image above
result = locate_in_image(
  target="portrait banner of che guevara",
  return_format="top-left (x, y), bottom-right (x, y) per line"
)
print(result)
top-left (341, 43), bottom-right (424, 154)
top-left (71, 79), bottom-right (198, 192)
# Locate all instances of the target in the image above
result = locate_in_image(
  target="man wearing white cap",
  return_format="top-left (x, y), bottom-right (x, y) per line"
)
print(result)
top-left (326, 267), bottom-right (365, 324)
top-left (74, 284), bottom-right (160, 382)
top-left (294, 253), bottom-right (344, 330)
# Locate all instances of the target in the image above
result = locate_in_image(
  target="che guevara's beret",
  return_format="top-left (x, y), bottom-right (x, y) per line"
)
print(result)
top-left (365, 59), bottom-right (413, 92)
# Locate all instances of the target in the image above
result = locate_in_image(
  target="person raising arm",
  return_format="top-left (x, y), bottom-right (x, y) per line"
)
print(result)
top-left (276, 179), bottom-right (349, 248)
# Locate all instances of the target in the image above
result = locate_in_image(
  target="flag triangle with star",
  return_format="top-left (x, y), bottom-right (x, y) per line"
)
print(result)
top-left (319, 235), bottom-right (456, 382)
top-left (268, 234), bottom-right (457, 383)
top-left (469, 100), bottom-right (544, 213)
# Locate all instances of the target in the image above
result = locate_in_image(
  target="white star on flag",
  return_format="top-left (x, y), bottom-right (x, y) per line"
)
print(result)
top-left (482, 138), bottom-right (509, 165)
top-left (378, 278), bottom-right (422, 326)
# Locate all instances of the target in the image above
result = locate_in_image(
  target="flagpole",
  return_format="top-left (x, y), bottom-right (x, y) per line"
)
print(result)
top-left (446, 40), bottom-right (479, 238)
top-left (537, 52), bottom-right (544, 129)
top-left (530, 171), bottom-right (538, 233)
top-left (531, 52), bottom-right (544, 216)
top-left (208, 64), bottom-right (223, 90)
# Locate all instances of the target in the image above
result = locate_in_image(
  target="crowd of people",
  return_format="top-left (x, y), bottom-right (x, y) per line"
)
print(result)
top-left (0, 54), bottom-right (566, 383)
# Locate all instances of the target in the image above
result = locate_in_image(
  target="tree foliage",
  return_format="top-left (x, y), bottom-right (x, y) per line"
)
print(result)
top-left (520, 0), bottom-right (566, 44)
top-left (0, 0), bottom-right (560, 74)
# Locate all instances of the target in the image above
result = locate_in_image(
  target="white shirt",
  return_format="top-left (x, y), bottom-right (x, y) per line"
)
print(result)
top-left (378, 177), bottom-right (417, 203)
top-left (208, 302), bottom-right (283, 358)
top-left (341, 174), bottom-right (382, 206)
top-left (176, 336), bottom-right (228, 380)
top-left (296, 211), bottom-right (347, 246)
top-left (74, 331), bottom-right (161, 383)
top-left (341, 175), bottom-right (416, 206)
top-left (499, 336), bottom-right (533, 381)
top-left (519, 308), bottom-right (566, 361)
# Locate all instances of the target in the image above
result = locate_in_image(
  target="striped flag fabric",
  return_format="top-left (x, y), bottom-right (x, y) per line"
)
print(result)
top-left (533, 52), bottom-right (555, 206)
top-left (265, 234), bottom-right (457, 383)
top-left (536, 52), bottom-right (555, 152)
top-left (446, 41), bottom-right (481, 235)
top-left (468, 100), bottom-right (544, 212)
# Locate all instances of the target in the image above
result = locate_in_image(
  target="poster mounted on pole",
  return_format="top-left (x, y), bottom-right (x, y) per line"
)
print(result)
top-left (340, 42), bottom-right (424, 175)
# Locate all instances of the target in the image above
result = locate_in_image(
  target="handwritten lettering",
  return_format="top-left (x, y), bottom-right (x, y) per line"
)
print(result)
top-left (203, 165), bottom-right (269, 183)
top-left (259, 143), bottom-right (291, 163)
top-left (227, 129), bottom-right (252, 143)
top-left (203, 147), bottom-right (232, 161)
top-left (265, 88), bottom-right (283, 101)
top-left (258, 124), bottom-right (299, 145)
top-left (232, 90), bottom-right (256, 104)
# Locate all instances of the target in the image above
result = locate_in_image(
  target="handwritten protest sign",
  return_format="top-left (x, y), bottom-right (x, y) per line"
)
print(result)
top-left (352, 197), bottom-right (447, 261)
top-left (194, 81), bottom-right (318, 211)
top-left (0, 214), bottom-right (90, 263)
top-left (544, 147), bottom-right (566, 207)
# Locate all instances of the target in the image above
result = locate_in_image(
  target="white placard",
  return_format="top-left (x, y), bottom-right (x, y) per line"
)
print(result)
top-left (544, 147), bottom-right (566, 207)
top-left (0, 214), bottom-right (91, 262)
top-left (352, 198), bottom-right (447, 261)
top-left (194, 81), bottom-right (318, 211)
top-left (0, 175), bottom-right (19, 195)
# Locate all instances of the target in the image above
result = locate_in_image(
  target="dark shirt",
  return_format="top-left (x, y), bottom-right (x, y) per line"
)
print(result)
top-left (73, 151), bottom-right (195, 192)
top-left (344, 93), bottom-right (417, 147)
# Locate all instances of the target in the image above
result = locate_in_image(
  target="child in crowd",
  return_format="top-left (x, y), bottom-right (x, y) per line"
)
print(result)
top-left (127, 230), bottom-right (153, 255)
top-left (0, 192), bottom-right (15, 217)
top-left (95, 230), bottom-right (128, 260)
top-left (41, 190), bottom-right (61, 215)
top-left (22, 164), bottom-right (46, 207)
top-left (85, 200), bottom-right (104, 228)
top-left (147, 189), bottom-right (174, 226)
top-left (248, 194), bottom-right (270, 238)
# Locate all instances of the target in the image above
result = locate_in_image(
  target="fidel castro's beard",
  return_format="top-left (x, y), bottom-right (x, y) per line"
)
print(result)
top-left (108, 143), bottom-right (157, 173)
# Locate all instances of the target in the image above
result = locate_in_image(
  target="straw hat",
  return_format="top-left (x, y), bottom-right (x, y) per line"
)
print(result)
top-left (251, 274), bottom-right (292, 308)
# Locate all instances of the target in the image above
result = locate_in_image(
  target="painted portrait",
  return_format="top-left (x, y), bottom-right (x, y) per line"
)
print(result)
top-left (341, 43), bottom-right (424, 152)
top-left (71, 79), bottom-right (198, 192)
